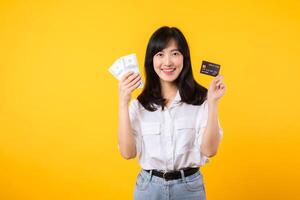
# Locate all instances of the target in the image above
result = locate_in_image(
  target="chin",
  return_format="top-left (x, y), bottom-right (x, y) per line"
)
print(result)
top-left (159, 75), bottom-right (178, 83)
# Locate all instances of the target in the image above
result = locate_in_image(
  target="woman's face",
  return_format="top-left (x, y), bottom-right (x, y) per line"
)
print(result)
top-left (153, 39), bottom-right (184, 84)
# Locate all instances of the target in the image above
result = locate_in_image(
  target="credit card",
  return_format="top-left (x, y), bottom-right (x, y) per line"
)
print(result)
top-left (200, 60), bottom-right (220, 77)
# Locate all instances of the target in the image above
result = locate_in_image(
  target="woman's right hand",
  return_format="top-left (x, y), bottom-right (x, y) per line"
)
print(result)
top-left (118, 71), bottom-right (141, 105)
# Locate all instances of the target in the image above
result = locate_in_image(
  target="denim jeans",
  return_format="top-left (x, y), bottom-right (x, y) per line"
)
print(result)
top-left (134, 169), bottom-right (206, 200)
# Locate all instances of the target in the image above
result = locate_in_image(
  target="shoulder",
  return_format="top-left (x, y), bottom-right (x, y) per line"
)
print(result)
top-left (182, 99), bottom-right (207, 111)
top-left (129, 98), bottom-right (144, 113)
top-left (201, 99), bottom-right (208, 109)
top-left (198, 99), bottom-right (208, 114)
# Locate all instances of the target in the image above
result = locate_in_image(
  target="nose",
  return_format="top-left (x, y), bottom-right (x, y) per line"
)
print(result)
top-left (163, 55), bottom-right (172, 67)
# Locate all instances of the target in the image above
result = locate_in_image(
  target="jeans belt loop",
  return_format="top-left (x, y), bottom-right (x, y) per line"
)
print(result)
top-left (163, 171), bottom-right (168, 180)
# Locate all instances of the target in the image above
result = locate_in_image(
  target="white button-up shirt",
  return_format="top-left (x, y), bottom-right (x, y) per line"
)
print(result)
top-left (128, 90), bottom-right (223, 172)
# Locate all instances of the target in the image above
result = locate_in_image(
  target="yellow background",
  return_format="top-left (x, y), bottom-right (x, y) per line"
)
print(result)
top-left (1, 0), bottom-right (299, 199)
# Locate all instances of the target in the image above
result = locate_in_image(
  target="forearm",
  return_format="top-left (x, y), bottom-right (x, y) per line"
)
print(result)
top-left (200, 101), bottom-right (222, 157)
top-left (118, 102), bottom-right (137, 159)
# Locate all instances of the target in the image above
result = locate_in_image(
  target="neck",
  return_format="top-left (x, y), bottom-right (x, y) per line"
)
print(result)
top-left (160, 81), bottom-right (178, 101)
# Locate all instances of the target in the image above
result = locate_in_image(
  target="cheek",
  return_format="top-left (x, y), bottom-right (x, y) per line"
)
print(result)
top-left (153, 59), bottom-right (161, 70)
top-left (174, 57), bottom-right (184, 68)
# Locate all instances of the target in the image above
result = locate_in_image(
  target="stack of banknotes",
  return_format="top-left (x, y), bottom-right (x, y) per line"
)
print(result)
top-left (108, 53), bottom-right (144, 88)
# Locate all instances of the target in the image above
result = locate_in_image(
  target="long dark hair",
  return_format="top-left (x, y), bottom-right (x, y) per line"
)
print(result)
top-left (137, 26), bottom-right (207, 111)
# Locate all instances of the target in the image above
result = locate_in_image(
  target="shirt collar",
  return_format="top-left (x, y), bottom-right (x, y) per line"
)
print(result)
top-left (173, 89), bottom-right (181, 103)
top-left (140, 90), bottom-right (182, 111)
top-left (168, 89), bottom-right (182, 109)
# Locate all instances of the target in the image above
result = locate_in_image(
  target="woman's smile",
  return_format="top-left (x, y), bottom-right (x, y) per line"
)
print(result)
top-left (160, 67), bottom-right (176, 75)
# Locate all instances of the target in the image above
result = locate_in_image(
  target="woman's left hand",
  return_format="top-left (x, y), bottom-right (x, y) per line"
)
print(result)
top-left (207, 75), bottom-right (226, 104)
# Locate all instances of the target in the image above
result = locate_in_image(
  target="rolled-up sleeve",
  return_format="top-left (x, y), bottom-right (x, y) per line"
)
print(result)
top-left (196, 100), bottom-right (224, 165)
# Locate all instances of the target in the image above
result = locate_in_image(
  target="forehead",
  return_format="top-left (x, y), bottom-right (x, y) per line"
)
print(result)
top-left (161, 39), bottom-right (178, 52)
top-left (161, 39), bottom-right (179, 52)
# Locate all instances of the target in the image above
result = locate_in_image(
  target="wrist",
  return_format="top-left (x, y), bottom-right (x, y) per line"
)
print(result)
top-left (119, 100), bottom-right (129, 108)
top-left (207, 99), bottom-right (219, 107)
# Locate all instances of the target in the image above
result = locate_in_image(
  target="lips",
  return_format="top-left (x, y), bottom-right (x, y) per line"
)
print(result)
top-left (161, 68), bottom-right (175, 71)
top-left (161, 68), bottom-right (176, 75)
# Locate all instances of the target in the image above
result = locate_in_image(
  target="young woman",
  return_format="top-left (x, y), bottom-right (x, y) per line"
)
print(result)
top-left (118, 26), bottom-right (226, 200)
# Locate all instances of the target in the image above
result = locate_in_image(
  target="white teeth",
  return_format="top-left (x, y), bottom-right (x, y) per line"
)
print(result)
top-left (161, 68), bottom-right (175, 72)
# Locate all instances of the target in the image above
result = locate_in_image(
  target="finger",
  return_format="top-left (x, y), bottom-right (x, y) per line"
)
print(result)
top-left (213, 77), bottom-right (218, 83)
top-left (216, 75), bottom-right (223, 80)
top-left (213, 76), bottom-right (222, 84)
top-left (215, 78), bottom-right (222, 84)
top-left (120, 71), bottom-right (134, 82)
top-left (216, 80), bottom-right (224, 87)
top-left (215, 83), bottom-right (224, 90)
top-left (123, 73), bottom-right (139, 86)
top-left (128, 78), bottom-right (142, 92)
top-left (215, 81), bottom-right (222, 89)
top-left (220, 84), bottom-right (226, 90)
top-left (125, 75), bottom-right (141, 89)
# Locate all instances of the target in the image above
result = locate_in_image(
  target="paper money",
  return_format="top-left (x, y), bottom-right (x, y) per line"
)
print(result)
top-left (108, 53), bottom-right (144, 88)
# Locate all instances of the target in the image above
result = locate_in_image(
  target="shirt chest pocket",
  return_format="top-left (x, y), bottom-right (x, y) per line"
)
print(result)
top-left (141, 122), bottom-right (161, 158)
top-left (174, 118), bottom-right (196, 155)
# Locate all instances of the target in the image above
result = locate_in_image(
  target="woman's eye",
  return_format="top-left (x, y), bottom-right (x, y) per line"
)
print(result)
top-left (173, 52), bottom-right (180, 56)
top-left (157, 53), bottom-right (163, 57)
